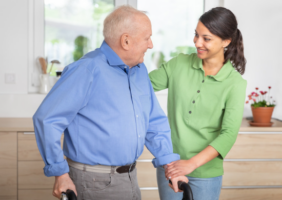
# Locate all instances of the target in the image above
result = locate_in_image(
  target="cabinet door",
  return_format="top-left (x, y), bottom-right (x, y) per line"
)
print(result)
top-left (19, 189), bottom-right (57, 200)
top-left (137, 162), bottom-right (157, 188)
top-left (18, 161), bottom-right (54, 189)
top-left (0, 132), bottom-right (17, 200)
top-left (226, 134), bottom-right (282, 159)
top-left (18, 132), bottom-right (64, 161)
top-left (220, 188), bottom-right (282, 200)
top-left (223, 161), bottom-right (282, 186)
top-left (141, 190), bottom-right (159, 200)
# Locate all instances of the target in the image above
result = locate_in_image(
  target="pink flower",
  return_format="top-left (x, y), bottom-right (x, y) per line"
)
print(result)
top-left (255, 87), bottom-right (259, 90)
top-left (269, 86), bottom-right (271, 89)
top-left (246, 101), bottom-right (249, 104)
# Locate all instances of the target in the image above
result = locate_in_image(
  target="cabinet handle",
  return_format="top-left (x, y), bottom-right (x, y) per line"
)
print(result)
top-left (23, 132), bottom-right (35, 134)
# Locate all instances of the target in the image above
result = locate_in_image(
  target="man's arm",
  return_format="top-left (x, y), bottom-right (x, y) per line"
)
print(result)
top-left (144, 76), bottom-right (179, 167)
top-left (33, 61), bottom-right (93, 197)
top-left (144, 76), bottom-right (188, 192)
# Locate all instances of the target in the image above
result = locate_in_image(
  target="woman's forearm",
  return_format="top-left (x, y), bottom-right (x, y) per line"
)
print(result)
top-left (165, 145), bottom-right (220, 179)
top-left (189, 145), bottom-right (219, 169)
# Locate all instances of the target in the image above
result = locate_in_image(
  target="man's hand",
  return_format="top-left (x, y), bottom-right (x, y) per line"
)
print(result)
top-left (165, 160), bottom-right (197, 179)
top-left (52, 173), bottom-right (77, 199)
top-left (168, 175), bottom-right (189, 193)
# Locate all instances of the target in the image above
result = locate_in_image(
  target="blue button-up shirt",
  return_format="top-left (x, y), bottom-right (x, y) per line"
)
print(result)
top-left (33, 41), bottom-right (180, 177)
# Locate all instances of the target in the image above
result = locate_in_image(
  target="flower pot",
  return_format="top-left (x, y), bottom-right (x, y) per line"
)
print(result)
top-left (251, 106), bottom-right (274, 123)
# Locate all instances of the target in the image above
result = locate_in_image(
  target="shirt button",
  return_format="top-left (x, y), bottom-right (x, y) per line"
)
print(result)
top-left (138, 135), bottom-right (140, 137)
top-left (192, 100), bottom-right (195, 104)
top-left (202, 80), bottom-right (205, 83)
top-left (136, 115), bottom-right (138, 118)
top-left (189, 111), bottom-right (192, 114)
top-left (197, 90), bottom-right (200, 93)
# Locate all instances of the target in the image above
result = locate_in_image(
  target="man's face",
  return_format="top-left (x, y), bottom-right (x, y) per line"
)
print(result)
top-left (129, 16), bottom-right (153, 66)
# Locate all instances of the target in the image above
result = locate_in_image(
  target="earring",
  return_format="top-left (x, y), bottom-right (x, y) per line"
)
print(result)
top-left (224, 47), bottom-right (228, 52)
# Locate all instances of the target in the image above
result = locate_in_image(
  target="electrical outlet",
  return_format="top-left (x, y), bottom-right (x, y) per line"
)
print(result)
top-left (5, 73), bottom-right (16, 84)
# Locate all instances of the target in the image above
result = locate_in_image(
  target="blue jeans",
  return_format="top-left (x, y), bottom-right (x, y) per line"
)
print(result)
top-left (157, 167), bottom-right (222, 200)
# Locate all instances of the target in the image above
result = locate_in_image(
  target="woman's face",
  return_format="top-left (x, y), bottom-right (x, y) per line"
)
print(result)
top-left (193, 21), bottom-right (230, 60)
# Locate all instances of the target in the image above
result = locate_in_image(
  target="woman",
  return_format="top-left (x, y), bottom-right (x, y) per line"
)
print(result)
top-left (149, 7), bottom-right (247, 200)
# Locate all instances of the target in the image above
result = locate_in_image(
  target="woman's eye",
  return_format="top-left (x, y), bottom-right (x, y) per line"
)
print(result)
top-left (194, 33), bottom-right (199, 37)
top-left (204, 38), bottom-right (210, 41)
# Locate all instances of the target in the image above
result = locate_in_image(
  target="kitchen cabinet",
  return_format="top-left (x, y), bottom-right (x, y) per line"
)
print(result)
top-left (0, 118), bottom-right (282, 200)
top-left (0, 132), bottom-right (17, 200)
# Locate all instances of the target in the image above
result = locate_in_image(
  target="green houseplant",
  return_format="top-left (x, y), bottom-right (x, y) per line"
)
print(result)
top-left (246, 87), bottom-right (276, 124)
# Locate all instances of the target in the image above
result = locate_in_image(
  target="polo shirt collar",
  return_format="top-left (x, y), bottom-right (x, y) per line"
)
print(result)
top-left (192, 57), bottom-right (234, 82)
top-left (100, 40), bottom-right (140, 68)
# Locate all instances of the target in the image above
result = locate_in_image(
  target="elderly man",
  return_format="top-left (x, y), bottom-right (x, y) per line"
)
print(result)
top-left (33, 5), bottom-right (187, 200)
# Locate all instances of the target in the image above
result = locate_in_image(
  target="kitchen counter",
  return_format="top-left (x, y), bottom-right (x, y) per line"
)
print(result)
top-left (0, 118), bottom-right (282, 132)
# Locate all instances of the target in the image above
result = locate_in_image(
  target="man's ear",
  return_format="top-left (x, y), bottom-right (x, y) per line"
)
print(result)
top-left (120, 33), bottom-right (130, 51)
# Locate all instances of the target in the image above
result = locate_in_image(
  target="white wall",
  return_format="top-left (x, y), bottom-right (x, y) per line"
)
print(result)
top-left (224, 0), bottom-right (282, 120)
top-left (0, 0), bottom-right (281, 120)
top-left (0, 0), bottom-right (28, 94)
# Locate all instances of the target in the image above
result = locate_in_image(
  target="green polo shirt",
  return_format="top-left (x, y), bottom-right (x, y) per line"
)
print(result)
top-left (149, 53), bottom-right (247, 178)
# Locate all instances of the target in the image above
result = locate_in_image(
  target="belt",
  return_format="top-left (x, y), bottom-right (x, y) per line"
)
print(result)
top-left (67, 158), bottom-right (136, 174)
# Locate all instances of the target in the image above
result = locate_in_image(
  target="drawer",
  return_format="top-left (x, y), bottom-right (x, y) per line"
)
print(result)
top-left (138, 146), bottom-right (154, 160)
top-left (137, 162), bottom-right (157, 187)
top-left (19, 189), bottom-right (57, 200)
top-left (220, 188), bottom-right (282, 200)
top-left (223, 161), bottom-right (282, 186)
top-left (141, 190), bottom-right (159, 200)
top-left (226, 134), bottom-right (282, 159)
top-left (18, 161), bottom-right (54, 189)
top-left (18, 132), bottom-right (64, 161)
top-left (0, 132), bottom-right (17, 200)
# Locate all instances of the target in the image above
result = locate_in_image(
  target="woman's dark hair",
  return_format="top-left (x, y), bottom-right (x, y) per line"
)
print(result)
top-left (199, 7), bottom-right (246, 75)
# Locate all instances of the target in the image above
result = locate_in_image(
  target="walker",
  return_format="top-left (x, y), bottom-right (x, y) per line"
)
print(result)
top-left (61, 180), bottom-right (194, 200)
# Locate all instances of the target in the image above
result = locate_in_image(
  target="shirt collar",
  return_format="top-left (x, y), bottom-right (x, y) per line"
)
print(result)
top-left (192, 57), bottom-right (234, 82)
top-left (100, 40), bottom-right (140, 68)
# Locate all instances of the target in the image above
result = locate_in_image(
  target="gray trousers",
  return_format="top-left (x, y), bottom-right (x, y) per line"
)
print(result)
top-left (69, 166), bottom-right (141, 200)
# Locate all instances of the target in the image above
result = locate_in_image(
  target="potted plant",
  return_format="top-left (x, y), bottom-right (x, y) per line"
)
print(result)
top-left (246, 87), bottom-right (276, 126)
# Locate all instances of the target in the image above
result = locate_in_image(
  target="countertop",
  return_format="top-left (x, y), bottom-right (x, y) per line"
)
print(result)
top-left (0, 118), bottom-right (282, 132)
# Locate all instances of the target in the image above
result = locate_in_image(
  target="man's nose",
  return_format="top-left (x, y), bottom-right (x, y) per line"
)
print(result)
top-left (148, 38), bottom-right (153, 49)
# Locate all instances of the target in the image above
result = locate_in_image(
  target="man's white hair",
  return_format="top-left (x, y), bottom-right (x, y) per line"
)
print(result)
top-left (103, 5), bottom-right (147, 44)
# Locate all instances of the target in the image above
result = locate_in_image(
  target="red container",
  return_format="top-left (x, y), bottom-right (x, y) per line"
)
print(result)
top-left (251, 106), bottom-right (274, 123)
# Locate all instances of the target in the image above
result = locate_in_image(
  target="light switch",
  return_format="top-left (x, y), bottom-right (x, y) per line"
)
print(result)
top-left (5, 73), bottom-right (16, 84)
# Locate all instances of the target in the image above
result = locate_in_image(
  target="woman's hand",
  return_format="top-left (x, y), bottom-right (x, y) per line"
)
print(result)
top-left (165, 160), bottom-right (197, 179)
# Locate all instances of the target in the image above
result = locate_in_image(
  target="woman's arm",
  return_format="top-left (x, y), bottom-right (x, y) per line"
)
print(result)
top-left (149, 56), bottom-right (178, 91)
top-left (165, 78), bottom-right (247, 178)
top-left (165, 146), bottom-right (219, 179)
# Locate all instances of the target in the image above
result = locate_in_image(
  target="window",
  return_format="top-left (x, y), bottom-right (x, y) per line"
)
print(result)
top-left (44, 0), bottom-right (115, 75)
top-left (29, 0), bottom-right (204, 92)
top-left (137, 0), bottom-right (204, 72)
